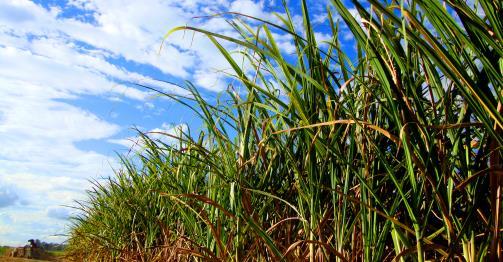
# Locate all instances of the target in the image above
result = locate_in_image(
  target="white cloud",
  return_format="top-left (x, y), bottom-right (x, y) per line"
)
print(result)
top-left (47, 206), bottom-right (73, 220)
top-left (0, 184), bottom-right (18, 208)
top-left (314, 32), bottom-right (332, 46)
top-left (230, 0), bottom-right (268, 19)
top-left (0, 172), bottom-right (91, 245)
top-left (0, 0), bottom-right (287, 246)
top-left (313, 13), bottom-right (328, 24)
top-left (0, 53), bottom-right (122, 245)
top-left (0, 42), bottom-right (152, 101)
top-left (0, 82), bottom-right (118, 244)
top-left (0, 88), bottom-right (118, 142)
top-left (0, 0), bottom-right (194, 78)
top-left (0, 0), bottom-right (285, 94)
top-left (108, 123), bottom-right (188, 150)
top-left (0, 0), bottom-right (214, 92)
top-left (194, 69), bottom-right (227, 91)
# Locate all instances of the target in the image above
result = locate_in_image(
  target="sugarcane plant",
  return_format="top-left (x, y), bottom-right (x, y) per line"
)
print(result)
top-left (67, 0), bottom-right (502, 261)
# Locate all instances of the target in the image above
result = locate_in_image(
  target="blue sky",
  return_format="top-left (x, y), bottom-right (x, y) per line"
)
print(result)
top-left (0, 0), bottom-right (359, 246)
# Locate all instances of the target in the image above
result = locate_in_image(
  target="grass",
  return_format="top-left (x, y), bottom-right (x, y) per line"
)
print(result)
top-left (0, 258), bottom-right (53, 262)
top-left (67, 0), bottom-right (502, 261)
top-left (46, 250), bottom-right (66, 257)
top-left (0, 246), bottom-right (10, 256)
top-left (0, 246), bottom-right (65, 261)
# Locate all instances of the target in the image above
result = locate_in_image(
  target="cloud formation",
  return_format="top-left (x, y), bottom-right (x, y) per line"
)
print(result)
top-left (0, 0), bottom-right (280, 246)
top-left (108, 123), bottom-right (188, 150)
top-left (0, 184), bottom-right (18, 208)
top-left (47, 206), bottom-right (73, 220)
top-left (0, 0), bottom-right (345, 246)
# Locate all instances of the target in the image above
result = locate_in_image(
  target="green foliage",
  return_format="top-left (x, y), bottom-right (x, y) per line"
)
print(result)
top-left (68, 0), bottom-right (503, 261)
top-left (0, 246), bottom-right (9, 256)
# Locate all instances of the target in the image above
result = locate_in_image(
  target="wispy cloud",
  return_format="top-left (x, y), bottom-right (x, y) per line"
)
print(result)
top-left (0, 0), bottom-right (272, 245)
top-left (0, 0), bottom-right (343, 246)
top-left (108, 123), bottom-right (188, 150)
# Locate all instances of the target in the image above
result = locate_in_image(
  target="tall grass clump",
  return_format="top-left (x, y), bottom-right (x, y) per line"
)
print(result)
top-left (67, 0), bottom-right (502, 261)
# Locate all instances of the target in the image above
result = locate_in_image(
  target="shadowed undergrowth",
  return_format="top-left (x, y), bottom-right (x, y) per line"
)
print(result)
top-left (67, 0), bottom-right (502, 261)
